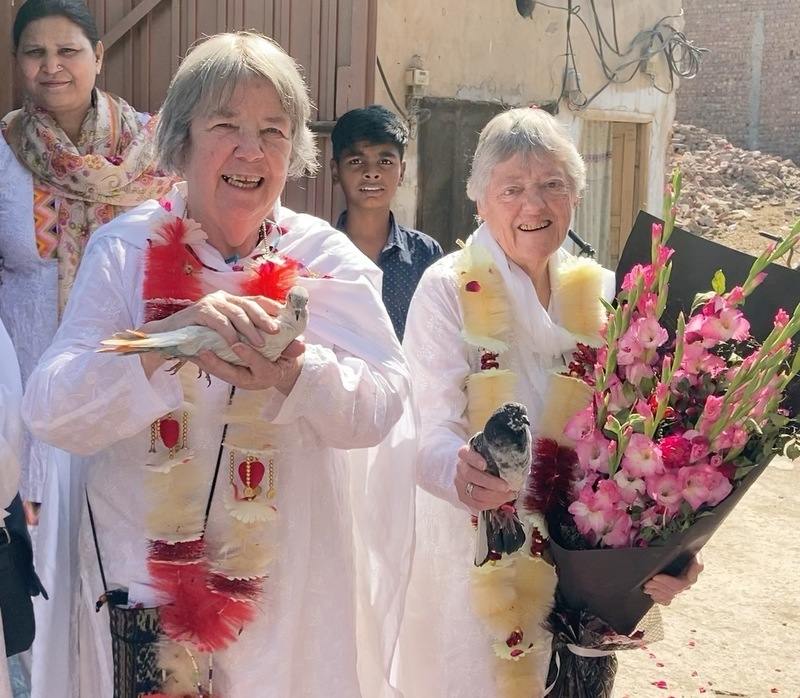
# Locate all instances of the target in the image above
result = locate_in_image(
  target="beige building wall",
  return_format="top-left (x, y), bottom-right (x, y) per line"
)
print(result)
top-left (374, 0), bottom-right (683, 232)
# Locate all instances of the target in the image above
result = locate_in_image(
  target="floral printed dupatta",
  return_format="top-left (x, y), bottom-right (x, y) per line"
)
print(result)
top-left (3, 89), bottom-right (174, 312)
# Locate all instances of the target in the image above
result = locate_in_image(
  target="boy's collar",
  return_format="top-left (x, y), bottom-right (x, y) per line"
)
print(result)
top-left (336, 210), bottom-right (412, 262)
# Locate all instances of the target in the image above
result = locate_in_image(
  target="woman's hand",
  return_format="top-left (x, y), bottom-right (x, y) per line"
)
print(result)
top-left (140, 290), bottom-right (283, 345)
top-left (454, 444), bottom-right (517, 511)
top-left (643, 553), bottom-right (704, 605)
top-left (194, 339), bottom-right (305, 393)
top-left (138, 291), bottom-right (305, 391)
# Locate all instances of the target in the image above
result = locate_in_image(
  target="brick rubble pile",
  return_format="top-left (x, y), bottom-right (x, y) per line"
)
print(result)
top-left (669, 123), bottom-right (800, 241)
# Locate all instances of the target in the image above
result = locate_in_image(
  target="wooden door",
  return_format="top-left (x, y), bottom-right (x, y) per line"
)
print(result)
top-left (609, 121), bottom-right (649, 267)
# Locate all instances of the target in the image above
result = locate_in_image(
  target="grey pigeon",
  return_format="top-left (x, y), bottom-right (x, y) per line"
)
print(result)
top-left (471, 402), bottom-right (532, 566)
top-left (99, 286), bottom-right (309, 367)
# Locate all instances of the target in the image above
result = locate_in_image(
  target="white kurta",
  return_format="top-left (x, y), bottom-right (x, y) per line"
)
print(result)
top-left (0, 317), bottom-right (23, 698)
top-left (396, 226), bottom-right (614, 697)
top-left (0, 117), bottom-right (152, 698)
top-left (21, 192), bottom-right (416, 698)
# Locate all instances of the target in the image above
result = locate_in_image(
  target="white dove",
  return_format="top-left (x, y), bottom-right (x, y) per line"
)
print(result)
top-left (99, 286), bottom-right (309, 368)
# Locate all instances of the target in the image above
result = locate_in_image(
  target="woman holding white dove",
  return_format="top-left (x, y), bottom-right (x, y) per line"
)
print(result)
top-left (22, 32), bottom-right (415, 698)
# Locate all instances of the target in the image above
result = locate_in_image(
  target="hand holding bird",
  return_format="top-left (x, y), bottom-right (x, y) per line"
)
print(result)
top-left (462, 402), bottom-right (533, 566)
top-left (100, 286), bottom-right (309, 392)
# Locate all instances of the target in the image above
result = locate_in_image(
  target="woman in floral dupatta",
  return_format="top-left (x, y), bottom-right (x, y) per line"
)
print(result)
top-left (0, 2), bottom-right (174, 696)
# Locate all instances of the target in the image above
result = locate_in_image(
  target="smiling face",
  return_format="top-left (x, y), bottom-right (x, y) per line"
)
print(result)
top-left (182, 78), bottom-right (293, 258)
top-left (15, 15), bottom-right (103, 121)
top-left (477, 153), bottom-right (576, 274)
top-left (331, 140), bottom-right (405, 212)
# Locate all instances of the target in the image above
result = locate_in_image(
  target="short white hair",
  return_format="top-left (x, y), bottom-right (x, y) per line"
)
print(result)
top-left (466, 108), bottom-right (586, 204)
top-left (157, 31), bottom-right (318, 178)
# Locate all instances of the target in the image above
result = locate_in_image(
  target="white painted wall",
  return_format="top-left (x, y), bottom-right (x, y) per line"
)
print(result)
top-left (374, 0), bottom-right (683, 229)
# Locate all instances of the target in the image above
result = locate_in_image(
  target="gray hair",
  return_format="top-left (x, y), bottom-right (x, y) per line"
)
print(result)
top-left (466, 108), bottom-right (586, 204)
top-left (156, 31), bottom-right (318, 178)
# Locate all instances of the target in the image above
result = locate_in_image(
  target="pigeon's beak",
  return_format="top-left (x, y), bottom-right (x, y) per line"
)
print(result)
top-left (295, 309), bottom-right (301, 320)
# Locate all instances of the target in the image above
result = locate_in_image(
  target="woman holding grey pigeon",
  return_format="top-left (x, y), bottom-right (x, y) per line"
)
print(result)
top-left (22, 32), bottom-right (415, 698)
top-left (397, 107), bottom-right (700, 697)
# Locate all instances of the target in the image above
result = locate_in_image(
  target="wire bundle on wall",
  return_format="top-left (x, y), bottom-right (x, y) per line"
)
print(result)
top-left (526, 0), bottom-right (708, 111)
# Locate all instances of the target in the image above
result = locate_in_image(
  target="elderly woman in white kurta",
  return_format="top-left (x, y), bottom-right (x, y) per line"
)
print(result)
top-left (397, 108), bottom-right (700, 698)
top-left (22, 32), bottom-right (415, 698)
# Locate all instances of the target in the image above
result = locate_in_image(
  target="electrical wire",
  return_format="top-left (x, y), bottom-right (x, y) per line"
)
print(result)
top-left (525, 2), bottom-right (707, 111)
top-left (376, 55), bottom-right (409, 121)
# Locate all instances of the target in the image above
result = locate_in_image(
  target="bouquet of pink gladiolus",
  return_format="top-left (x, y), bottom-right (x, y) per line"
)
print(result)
top-left (528, 170), bottom-right (800, 642)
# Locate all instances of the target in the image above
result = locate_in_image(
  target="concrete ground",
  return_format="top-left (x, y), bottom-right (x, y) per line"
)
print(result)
top-left (613, 456), bottom-right (799, 698)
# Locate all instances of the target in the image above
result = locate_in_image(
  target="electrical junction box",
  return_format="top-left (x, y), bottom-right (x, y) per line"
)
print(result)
top-left (405, 69), bottom-right (430, 86)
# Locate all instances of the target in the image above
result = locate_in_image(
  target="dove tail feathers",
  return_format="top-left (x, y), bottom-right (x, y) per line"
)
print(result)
top-left (98, 330), bottom-right (176, 355)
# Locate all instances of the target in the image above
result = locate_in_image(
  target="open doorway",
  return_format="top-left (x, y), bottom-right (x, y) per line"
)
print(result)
top-left (573, 118), bottom-right (650, 268)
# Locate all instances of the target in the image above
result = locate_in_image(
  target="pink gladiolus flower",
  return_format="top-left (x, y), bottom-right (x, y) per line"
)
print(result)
top-left (685, 303), bottom-right (750, 347)
top-left (647, 472), bottom-right (683, 516)
top-left (682, 431), bottom-right (711, 463)
top-left (701, 394), bottom-right (724, 424)
top-left (564, 405), bottom-right (595, 442)
top-left (621, 264), bottom-right (656, 292)
top-left (709, 453), bottom-right (723, 468)
top-left (749, 271), bottom-right (767, 290)
top-left (714, 424), bottom-right (748, 452)
top-left (651, 222), bottom-right (664, 241)
top-left (678, 464), bottom-right (733, 510)
top-left (774, 308), bottom-right (790, 328)
top-left (613, 470), bottom-right (646, 505)
top-left (595, 479), bottom-right (624, 510)
top-left (633, 398), bottom-right (654, 421)
top-left (623, 361), bottom-right (655, 386)
top-left (653, 245), bottom-right (674, 271)
top-left (639, 505), bottom-right (663, 530)
top-left (601, 510), bottom-right (633, 547)
top-left (631, 315), bottom-right (669, 350)
top-left (660, 434), bottom-right (692, 469)
top-left (637, 291), bottom-right (659, 315)
top-left (576, 431), bottom-right (612, 474)
top-left (726, 286), bottom-right (745, 306)
top-left (617, 329), bottom-right (644, 366)
top-left (569, 487), bottom-right (612, 543)
top-left (621, 433), bottom-right (664, 478)
top-left (680, 341), bottom-right (727, 377)
top-left (607, 375), bottom-right (635, 411)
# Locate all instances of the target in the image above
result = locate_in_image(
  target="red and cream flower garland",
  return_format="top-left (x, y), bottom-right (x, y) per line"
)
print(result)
top-left (141, 210), bottom-right (302, 696)
top-left (455, 243), bottom-right (607, 698)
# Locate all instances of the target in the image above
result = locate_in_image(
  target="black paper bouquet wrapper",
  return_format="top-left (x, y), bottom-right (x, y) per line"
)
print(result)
top-left (540, 462), bottom-right (768, 696)
top-left (546, 460), bottom-right (768, 637)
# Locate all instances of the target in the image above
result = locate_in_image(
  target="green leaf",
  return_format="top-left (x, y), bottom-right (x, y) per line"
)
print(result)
top-left (711, 270), bottom-right (726, 295)
top-left (691, 291), bottom-right (716, 313)
top-left (605, 415), bottom-right (622, 435)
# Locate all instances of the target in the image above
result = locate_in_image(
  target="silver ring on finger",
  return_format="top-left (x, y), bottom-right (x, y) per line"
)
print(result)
top-left (465, 482), bottom-right (475, 498)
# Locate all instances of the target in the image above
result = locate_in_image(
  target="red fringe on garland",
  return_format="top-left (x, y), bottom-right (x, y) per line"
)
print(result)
top-left (241, 258), bottom-right (300, 302)
top-left (149, 559), bottom-right (256, 653)
top-left (207, 572), bottom-right (265, 601)
top-left (143, 217), bottom-right (204, 320)
top-left (149, 538), bottom-right (206, 564)
top-left (523, 437), bottom-right (579, 515)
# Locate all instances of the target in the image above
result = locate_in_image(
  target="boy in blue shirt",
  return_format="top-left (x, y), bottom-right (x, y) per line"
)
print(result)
top-left (331, 105), bottom-right (443, 340)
